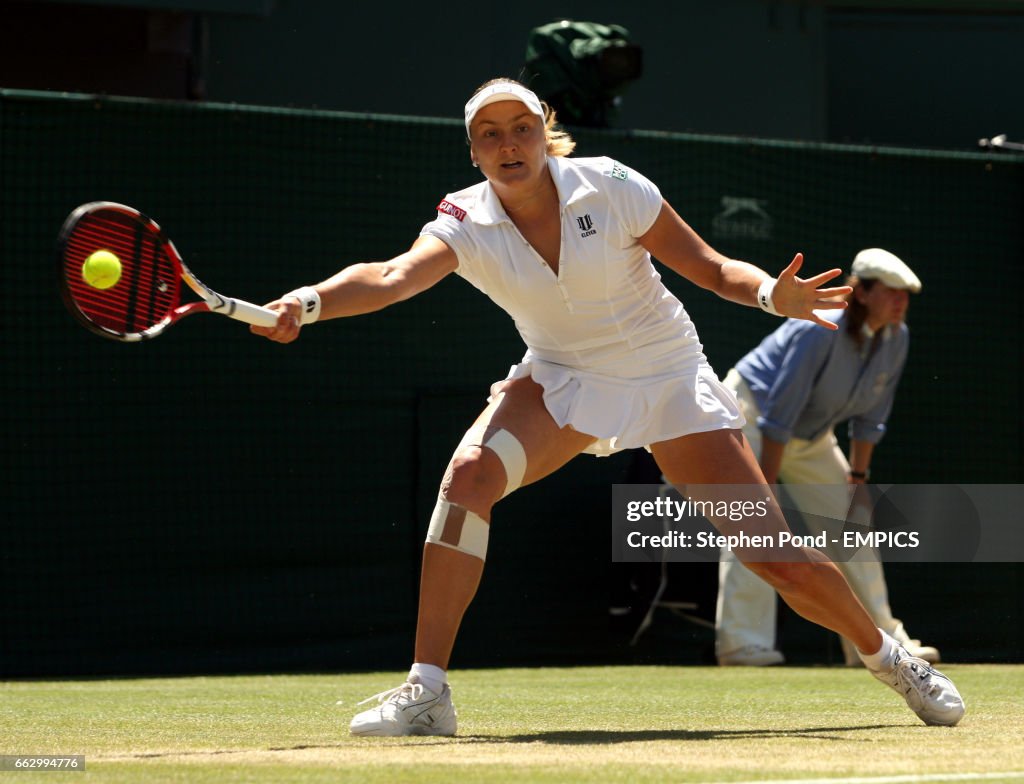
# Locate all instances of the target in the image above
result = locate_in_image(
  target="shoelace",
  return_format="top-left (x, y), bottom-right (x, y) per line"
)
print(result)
top-left (356, 681), bottom-right (423, 707)
top-left (894, 658), bottom-right (943, 698)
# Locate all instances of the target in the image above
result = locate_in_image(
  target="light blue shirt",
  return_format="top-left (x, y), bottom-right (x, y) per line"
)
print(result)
top-left (735, 311), bottom-right (908, 445)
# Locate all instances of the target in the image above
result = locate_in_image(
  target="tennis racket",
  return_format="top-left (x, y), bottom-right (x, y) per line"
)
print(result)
top-left (58, 201), bottom-right (279, 342)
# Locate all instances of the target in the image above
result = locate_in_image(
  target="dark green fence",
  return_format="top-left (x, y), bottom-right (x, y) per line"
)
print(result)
top-left (1, 89), bottom-right (1020, 676)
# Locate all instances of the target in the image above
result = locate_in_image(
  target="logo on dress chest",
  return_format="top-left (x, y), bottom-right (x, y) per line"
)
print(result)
top-left (576, 214), bottom-right (597, 238)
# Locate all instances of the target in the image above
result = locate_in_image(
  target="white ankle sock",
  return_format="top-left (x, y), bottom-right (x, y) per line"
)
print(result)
top-left (408, 662), bottom-right (447, 693)
top-left (858, 628), bottom-right (898, 671)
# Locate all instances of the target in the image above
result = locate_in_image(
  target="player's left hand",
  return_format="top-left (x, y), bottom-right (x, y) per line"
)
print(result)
top-left (772, 253), bottom-right (852, 330)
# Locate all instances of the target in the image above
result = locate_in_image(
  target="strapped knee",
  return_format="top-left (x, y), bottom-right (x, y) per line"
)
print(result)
top-left (426, 498), bottom-right (490, 561)
top-left (459, 425), bottom-right (527, 498)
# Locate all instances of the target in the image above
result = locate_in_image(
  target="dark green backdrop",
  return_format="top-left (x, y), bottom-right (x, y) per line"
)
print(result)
top-left (1, 90), bottom-right (1020, 677)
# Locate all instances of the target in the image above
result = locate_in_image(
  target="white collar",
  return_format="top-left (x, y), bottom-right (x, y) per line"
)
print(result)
top-left (473, 156), bottom-right (599, 225)
top-left (860, 322), bottom-right (893, 341)
top-left (858, 323), bottom-right (892, 359)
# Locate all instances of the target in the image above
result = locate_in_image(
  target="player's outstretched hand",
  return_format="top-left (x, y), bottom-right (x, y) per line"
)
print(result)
top-left (771, 253), bottom-right (852, 330)
top-left (250, 298), bottom-right (303, 343)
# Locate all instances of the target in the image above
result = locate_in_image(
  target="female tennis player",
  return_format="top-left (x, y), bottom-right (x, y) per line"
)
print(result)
top-left (253, 79), bottom-right (964, 735)
top-left (715, 249), bottom-right (941, 668)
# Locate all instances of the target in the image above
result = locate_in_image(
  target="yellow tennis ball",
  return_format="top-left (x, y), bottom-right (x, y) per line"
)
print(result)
top-left (81, 250), bottom-right (122, 290)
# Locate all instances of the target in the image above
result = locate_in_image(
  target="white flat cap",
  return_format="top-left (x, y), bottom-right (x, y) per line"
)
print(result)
top-left (851, 248), bottom-right (922, 293)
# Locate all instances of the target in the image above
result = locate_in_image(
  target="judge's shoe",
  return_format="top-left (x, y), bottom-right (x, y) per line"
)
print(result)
top-left (717, 644), bottom-right (785, 667)
top-left (891, 622), bottom-right (941, 664)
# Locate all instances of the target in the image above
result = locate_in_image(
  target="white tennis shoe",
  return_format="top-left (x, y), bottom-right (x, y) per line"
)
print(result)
top-left (717, 644), bottom-right (785, 667)
top-left (871, 647), bottom-right (965, 726)
top-left (349, 680), bottom-right (457, 736)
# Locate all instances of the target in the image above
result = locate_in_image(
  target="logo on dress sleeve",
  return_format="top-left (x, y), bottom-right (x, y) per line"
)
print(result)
top-left (609, 162), bottom-right (629, 181)
top-left (437, 200), bottom-right (467, 222)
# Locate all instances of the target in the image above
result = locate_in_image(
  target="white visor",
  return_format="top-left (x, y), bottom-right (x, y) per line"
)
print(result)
top-left (464, 83), bottom-right (545, 136)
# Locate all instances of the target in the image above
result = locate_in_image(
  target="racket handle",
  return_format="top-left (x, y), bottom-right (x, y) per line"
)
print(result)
top-left (218, 297), bottom-right (281, 328)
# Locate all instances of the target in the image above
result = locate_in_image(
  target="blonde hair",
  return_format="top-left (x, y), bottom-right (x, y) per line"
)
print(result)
top-left (543, 102), bottom-right (576, 157)
top-left (470, 78), bottom-right (576, 157)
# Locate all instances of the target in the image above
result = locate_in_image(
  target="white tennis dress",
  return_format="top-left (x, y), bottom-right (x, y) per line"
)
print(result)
top-left (420, 155), bottom-right (743, 456)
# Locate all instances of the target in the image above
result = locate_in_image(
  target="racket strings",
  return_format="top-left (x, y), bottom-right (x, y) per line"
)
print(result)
top-left (63, 212), bottom-right (180, 336)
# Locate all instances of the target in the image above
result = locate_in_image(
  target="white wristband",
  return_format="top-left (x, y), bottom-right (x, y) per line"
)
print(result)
top-left (284, 286), bottom-right (321, 325)
top-left (756, 277), bottom-right (782, 317)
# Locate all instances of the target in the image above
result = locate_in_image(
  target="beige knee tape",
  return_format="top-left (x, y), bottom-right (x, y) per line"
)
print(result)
top-left (425, 499), bottom-right (490, 561)
top-left (484, 428), bottom-right (527, 497)
top-left (459, 425), bottom-right (527, 499)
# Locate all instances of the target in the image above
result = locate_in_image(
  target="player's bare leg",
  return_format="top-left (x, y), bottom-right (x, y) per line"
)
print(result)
top-left (414, 376), bottom-right (595, 668)
top-left (651, 428), bottom-right (964, 726)
top-left (651, 428), bottom-right (881, 651)
top-left (350, 376), bottom-right (595, 736)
